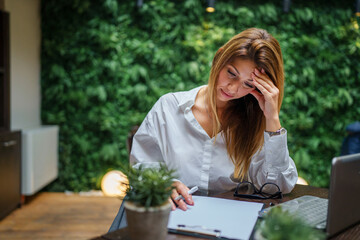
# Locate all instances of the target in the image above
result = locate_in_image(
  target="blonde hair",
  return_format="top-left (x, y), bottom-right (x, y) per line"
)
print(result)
top-left (207, 28), bottom-right (284, 180)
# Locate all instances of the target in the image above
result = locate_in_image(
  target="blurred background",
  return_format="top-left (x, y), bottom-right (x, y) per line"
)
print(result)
top-left (41, 0), bottom-right (360, 191)
top-left (0, 0), bottom-right (359, 238)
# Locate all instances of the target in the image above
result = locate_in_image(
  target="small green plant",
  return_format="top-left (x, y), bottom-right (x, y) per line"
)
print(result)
top-left (256, 207), bottom-right (326, 240)
top-left (123, 165), bottom-right (176, 209)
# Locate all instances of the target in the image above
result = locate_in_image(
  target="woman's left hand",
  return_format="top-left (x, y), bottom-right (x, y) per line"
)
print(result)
top-left (250, 68), bottom-right (281, 131)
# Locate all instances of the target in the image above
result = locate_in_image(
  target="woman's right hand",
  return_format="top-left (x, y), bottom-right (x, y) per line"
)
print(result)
top-left (169, 181), bottom-right (194, 211)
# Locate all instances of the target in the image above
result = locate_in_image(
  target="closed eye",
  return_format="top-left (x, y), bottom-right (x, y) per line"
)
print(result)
top-left (244, 81), bottom-right (255, 89)
top-left (227, 69), bottom-right (236, 77)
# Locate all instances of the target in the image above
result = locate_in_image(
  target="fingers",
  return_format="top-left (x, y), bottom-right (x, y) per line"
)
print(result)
top-left (252, 69), bottom-right (279, 98)
top-left (250, 89), bottom-right (263, 102)
top-left (169, 198), bottom-right (176, 211)
top-left (178, 188), bottom-right (194, 206)
top-left (250, 68), bottom-right (280, 120)
top-left (255, 68), bottom-right (272, 85)
top-left (171, 181), bottom-right (194, 211)
top-left (171, 189), bottom-right (188, 211)
top-left (172, 181), bottom-right (194, 204)
top-left (250, 89), bottom-right (265, 113)
top-left (252, 77), bottom-right (267, 95)
top-left (252, 68), bottom-right (276, 92)
top-left (252, 71), bottom-right (272, 93)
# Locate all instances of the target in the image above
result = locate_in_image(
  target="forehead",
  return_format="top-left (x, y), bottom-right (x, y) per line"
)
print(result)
top-left (229, 58), bottom-right (256, 75)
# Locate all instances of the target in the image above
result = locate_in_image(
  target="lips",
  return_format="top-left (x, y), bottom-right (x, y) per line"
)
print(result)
top-left (221, 89), bottom-right (234, 98)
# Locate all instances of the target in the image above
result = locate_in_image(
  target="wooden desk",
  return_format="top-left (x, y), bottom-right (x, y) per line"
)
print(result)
top-left (92, 184), bottom-right (360, 240)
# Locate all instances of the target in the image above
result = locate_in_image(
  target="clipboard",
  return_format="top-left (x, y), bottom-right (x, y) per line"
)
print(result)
top-left (168, 224), bottom-right (232, 239)
top-left (167, 196), bottom-right (264, 240)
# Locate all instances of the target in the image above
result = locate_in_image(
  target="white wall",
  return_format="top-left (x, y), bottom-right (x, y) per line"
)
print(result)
top-left (5, 0), bottom-right (41, 130)
top-left (4, 1), bottom-right (59, 196)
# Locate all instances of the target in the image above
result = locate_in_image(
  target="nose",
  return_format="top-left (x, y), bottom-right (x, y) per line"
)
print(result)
top-left (227, 80), bottom-right (242, 94)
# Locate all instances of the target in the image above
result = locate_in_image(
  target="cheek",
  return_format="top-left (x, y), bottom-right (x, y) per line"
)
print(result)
top-left (236, 87), bottom-right (253, 98)
top-left (217, 71), bottom-right (228, 86)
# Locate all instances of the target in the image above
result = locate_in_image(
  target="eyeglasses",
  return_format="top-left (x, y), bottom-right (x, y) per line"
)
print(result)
top-left (234, 181), bottom-right (283, 199)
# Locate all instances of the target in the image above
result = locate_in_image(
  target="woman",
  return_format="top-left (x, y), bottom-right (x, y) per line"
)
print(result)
top-left (109, 28), bottom-right (297, 231)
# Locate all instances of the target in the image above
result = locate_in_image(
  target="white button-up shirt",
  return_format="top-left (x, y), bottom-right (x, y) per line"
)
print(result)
top-left (130, 86), bottom-right (298, 195)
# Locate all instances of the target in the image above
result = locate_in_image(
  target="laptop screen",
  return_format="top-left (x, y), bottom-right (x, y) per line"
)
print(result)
top-left (327, 153), bottom-right (360, 236)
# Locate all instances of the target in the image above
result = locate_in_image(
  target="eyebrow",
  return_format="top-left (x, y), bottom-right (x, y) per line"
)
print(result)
top-left (230, 64), bottom-right (239, 75)
top-left (230, 64), bottom-right (253, 82)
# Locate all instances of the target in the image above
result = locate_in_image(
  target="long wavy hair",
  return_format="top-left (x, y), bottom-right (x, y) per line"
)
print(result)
top-left (207, 28), bottom-right (285, 180)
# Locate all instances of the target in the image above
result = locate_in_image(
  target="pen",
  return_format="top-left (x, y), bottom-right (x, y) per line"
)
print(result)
top-left (175, 186), bottom-right (199, 201)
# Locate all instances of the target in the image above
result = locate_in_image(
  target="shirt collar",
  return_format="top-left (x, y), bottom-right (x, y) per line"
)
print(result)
top-left (177, 85), bottom-right (205, 112)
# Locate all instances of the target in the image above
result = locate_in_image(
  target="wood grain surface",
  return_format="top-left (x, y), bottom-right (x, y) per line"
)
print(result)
top-left (0, 192), bottom-right (121, 240)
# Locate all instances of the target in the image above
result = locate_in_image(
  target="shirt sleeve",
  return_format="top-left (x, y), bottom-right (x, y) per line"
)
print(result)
top-left (248, 129), bottom-right (298, 194)
top-left (129, 105), bottom-right (164, 169)
top-left (129, 98), bottom-right (185, 185)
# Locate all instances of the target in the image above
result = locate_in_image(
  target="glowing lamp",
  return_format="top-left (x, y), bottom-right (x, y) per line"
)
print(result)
top-left (101, 170), bottom-right (129, 197)
top-left (206, 0), bottom-right (215, 13)
top-left (296, 176), bottom-right (309, 185)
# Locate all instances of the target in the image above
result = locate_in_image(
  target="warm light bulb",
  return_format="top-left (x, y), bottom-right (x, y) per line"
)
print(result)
top-left (296, 176), bottom-right (309, 185)
top-left (206, 0), bottom-right (215, 13)
top-left (206, 7), bottom-right (215, 13)
top-left (101, 170), bottom-right (129, 197)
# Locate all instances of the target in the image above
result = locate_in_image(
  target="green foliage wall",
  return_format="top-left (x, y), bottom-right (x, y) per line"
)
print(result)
top-left (41, 0), bottom-right (360, 191)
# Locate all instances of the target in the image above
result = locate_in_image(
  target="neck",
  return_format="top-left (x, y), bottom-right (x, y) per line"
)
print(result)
top-left (215, 98), bottom-right (227, 118)
top-left (202, 87), bottom-right (211, 119)
top-left (204, 87), bottom-right (226, 124)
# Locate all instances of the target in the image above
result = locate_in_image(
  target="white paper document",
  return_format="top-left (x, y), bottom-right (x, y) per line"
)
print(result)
top-left (168, 196), bottom-right (264, 240)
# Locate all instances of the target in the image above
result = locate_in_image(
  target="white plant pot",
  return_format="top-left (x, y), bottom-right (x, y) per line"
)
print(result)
top-left (124, 201), bottom-right (171, 240)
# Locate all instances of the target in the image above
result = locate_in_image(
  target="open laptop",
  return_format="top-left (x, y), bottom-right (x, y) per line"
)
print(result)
top-left (269, 153), bottom-right (360, 237)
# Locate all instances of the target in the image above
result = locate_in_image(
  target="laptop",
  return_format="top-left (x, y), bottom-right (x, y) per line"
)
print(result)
top-left (268, 153), bottom-right (360, 237)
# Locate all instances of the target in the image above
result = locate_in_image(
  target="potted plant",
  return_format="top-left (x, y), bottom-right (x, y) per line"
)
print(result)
top-left (122, 164), bottom-right (176, 240)
top-left (255, 206), bottom-right (326, 240)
